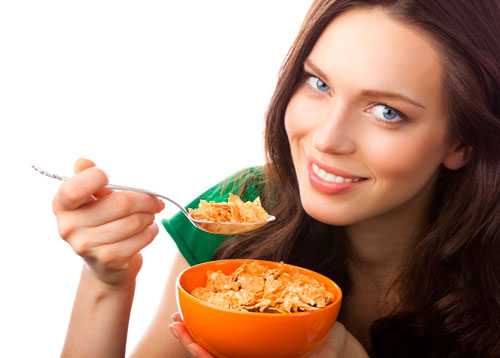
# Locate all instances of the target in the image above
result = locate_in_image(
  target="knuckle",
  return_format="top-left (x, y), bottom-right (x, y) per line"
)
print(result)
top-left (72, 238), bottom-right (92, 256)
top-left (132, 192), bottom-right (157, 213)
top-left (149, 222), bottom-right (159, 234)
top-left (115, 192), bottom-right (133, 214)
top-left (89, 167), bottom-right (109, 186)
top-left (57, 218), bottom-right (74, 240)
top-left (145, 223), bottom-right (159, 240)
top-left (127, 214), bottom-right (144, 232)
top-left (147, 230), bottom-right (158, 244)
top-left (128, 213), bottom-right (154, 233)
top-left (142, 194), bottom-right (158, 209)
top-left (58, 183), bottom-right (80, 207)
top-left (144, 213), bottom-right (155, 226)
top-left (97, 248), bottom-right (117, 265)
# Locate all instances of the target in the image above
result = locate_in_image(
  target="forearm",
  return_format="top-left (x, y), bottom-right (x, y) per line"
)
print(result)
top-left (61, 265), bottom-right (136, 358)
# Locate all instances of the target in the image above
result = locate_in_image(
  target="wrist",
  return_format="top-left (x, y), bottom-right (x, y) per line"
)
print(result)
top-left (82, 253), bottom-right (143, 291)
top-left (81, 263), bottom-right (137, 295)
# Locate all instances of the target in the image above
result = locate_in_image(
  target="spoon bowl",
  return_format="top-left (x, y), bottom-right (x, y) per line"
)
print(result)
top-left (191, 215), bottom-right (275, 235)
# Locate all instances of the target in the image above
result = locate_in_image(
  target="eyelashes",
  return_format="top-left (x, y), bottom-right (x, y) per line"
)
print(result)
top-left (302, 71), bottom-right (330, 93)
top-left (299, 69), bottom-right (410, 125)
top-left (367, 104), bottom-right (408, 124)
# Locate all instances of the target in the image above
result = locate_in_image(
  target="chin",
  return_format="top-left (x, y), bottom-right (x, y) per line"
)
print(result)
top-left (300, 196), bottom-right (362, 226)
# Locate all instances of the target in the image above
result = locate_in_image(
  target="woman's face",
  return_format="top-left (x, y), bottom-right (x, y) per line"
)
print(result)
top-left (285, 7), bottom-right (460, 226)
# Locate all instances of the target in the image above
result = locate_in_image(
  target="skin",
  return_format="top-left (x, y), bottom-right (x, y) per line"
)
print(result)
top-left (53, 6), bottom-right (467, 358)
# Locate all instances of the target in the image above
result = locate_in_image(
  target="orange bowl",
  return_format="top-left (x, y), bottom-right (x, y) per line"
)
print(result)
top-left (176, 259), bottom-right (342, 358)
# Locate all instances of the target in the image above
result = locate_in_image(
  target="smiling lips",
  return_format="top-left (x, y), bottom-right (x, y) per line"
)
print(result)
top-left (312, 163), bottom-right (363, 183)
top-left (307, 159), bottom-right (368, 195)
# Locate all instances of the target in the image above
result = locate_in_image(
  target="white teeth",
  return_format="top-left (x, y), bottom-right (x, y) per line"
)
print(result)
top-left (312, 163), bottom-right (361, 184)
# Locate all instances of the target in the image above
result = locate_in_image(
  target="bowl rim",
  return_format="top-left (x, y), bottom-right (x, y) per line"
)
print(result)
top-left (176, 258), bottom-right (343, 318)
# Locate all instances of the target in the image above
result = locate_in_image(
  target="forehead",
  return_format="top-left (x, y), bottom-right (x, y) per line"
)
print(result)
top-left (308, 7), bottom-right (444, 104)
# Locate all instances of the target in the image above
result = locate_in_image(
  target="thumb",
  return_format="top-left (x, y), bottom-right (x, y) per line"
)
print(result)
top-left (74, 157), bottom-right (97, 174)
top-left (308, 322), bottom-right (347, 357)
top-left (73, 157), bottom-right (113, 198)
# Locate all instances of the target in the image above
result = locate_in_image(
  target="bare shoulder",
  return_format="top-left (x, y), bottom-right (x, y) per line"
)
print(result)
top-left (129, 252), bottom-right (190, 358)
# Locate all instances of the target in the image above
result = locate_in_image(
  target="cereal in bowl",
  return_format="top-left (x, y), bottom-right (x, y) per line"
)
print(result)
top-left (191, 261), bottom-right (334, 313)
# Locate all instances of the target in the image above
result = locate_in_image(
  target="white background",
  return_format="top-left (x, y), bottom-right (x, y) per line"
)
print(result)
top-left (0, 1), bottom-right (311, 356)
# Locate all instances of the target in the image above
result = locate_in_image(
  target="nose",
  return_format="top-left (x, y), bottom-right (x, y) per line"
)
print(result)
top-left (312, 102), bottom-right (356, 155)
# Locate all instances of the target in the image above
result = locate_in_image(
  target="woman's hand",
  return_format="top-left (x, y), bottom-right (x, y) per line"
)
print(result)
top-left (169, 312), bottom-right (368, 358)
top-left (308, 321), bottom-right (369, 358)
top-left (52, 158), bottom-right (165, 288)
top-left (169, 312), bottom-right (214, 358)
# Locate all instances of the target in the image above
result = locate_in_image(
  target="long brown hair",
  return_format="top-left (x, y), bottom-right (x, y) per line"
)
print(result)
top-left (214, 1), bottom-right (500, 356)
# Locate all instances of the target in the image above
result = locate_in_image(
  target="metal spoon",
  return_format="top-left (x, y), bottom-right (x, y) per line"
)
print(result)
top-left (32, 165), bottom-right (275, 235)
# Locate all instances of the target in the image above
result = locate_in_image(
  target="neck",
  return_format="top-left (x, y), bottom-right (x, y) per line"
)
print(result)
top-left (339, 187), bottom-right (432, 352)
top-left (346, 219), bottom-right (415, 294)
top-left (338, 177), bottom-right (437, 352)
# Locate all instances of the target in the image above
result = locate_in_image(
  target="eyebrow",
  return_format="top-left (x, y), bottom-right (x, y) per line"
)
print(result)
top-left (303, 59), bottom-right (426, 109)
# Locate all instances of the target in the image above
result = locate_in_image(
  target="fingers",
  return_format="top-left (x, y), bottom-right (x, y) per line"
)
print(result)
top-left (308, 322), bottom-right (347, 358)
top-left (314, 322), bottom-right (368, 357)
top-left (65, 212), bottom-right (156, 247)
top-left (74, 157), bottom-right (112, 199)
top-left (184, 344), bottom-right (214, 358)
top-left (97, 222), bottom-right (159, 264)
top-left (169, 321), bottom-right (215, 358)
top-left (57, 190), bottom-right (164, 232)
top-left (171, 312), bottom-right (182, 322)
top-left (53, 166), bottom-right (109, 213)
top-left (51, 157), bottom-right (164, 287)
top-left (326, 321), bottom-right (347, 347)
top-left (52, 157), bottom-right (112, 213)
top-left (74, 222), bottom-right (159, 270)
top-left (74, 157), bottom-right (95, 173)
top-left (343, 328), bottom-right (369, 357)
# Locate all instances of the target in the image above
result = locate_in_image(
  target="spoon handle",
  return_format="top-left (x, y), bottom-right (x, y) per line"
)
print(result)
top-left (31, 165), bottom-right (191, 217)
top-left (105, 185), bottom-right (191, 217)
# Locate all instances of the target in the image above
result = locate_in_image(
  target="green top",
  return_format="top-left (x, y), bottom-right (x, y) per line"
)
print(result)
top-left (161, 167), bottom-right (265, 266)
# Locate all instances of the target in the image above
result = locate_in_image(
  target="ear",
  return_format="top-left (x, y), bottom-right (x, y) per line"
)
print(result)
top-left (443, 143), bottom-right (470, 170)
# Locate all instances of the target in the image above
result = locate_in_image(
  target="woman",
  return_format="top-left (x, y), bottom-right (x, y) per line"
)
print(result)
top-left (52, 0), bottom-right (500, 357)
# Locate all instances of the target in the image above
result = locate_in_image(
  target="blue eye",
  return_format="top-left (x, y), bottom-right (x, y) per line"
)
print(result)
top-left (306, 75), bottom-right (329, 93)
top-left (370, 104), bottom-right (405, 123)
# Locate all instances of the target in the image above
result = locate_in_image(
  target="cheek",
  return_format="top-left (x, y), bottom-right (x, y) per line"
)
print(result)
top-left (363, 126), bottom-right (447, 189)
top-left (284, 92), bottom-right (322, 140)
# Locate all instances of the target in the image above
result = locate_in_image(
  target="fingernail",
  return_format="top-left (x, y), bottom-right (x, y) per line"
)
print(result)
top-left (169, 323), bottom-right (180, 340)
